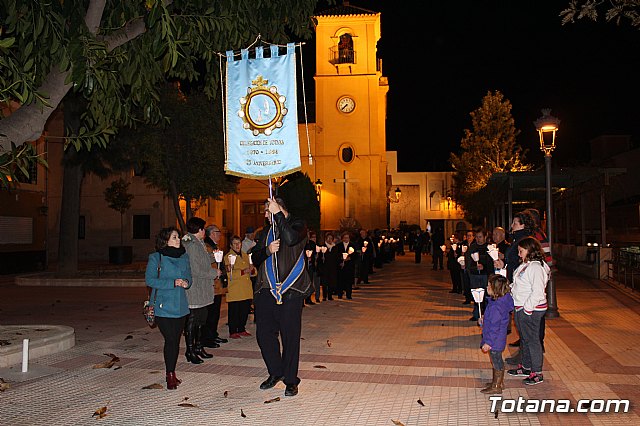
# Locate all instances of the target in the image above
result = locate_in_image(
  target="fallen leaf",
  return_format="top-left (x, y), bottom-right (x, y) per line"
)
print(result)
top-left (264, 397), bottom-right (281, 404)
top-left (241, 409), bottom-right (246, 418)
top-left (113, 366), bottom-right (122, 371)
top-left (391, 420), bottom-right (405, 426)
top-left (141, 383), bottom-right (163, 389)
top-left (93, 359), bottom-right (116, 369)
top-left (92, 405), bottom-right (108, 418)
top-left (326, 340), bottom-right (332, 347)
top-left (313, 365), bottom-right (327, 369)
top-left (178, 403), bottom-right (198, 408)
top-left (300, 337), bottom-right (305, 340)
top-left (182, 397), bottom-right (190, 402)
top-left (0, 340), bottom-right (10, 346)
top-left (417, 399), bottom-right (425, 406)
top-left (223, 391), bottom-right (228, 398)
top-left (149, 371), bottom-right (160, 374)
top-left (103, 353), bottom-right (120, 362)
top-left (0, 378), bottom-right (10, 392)
top-left (124, 335), bottom-right (133, 340)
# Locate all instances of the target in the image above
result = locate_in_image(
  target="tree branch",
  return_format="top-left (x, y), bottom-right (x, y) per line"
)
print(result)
top-left (101, 18), bottom-right (147, 52)
top-left (0, 67), bottom-right (71, 152)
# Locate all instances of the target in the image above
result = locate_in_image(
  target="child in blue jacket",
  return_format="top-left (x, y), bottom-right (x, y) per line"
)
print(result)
top-left (479, 274), bottom-right (513, 394)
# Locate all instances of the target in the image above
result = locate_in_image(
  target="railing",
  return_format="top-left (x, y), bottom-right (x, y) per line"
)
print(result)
top-left (329, 47), bottom-right (357, 65)
top-left (606, 247), bottom-right (640, 290)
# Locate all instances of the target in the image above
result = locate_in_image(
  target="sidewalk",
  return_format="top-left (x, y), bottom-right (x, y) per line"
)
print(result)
top-left (1, 255), bottom-right (639, 425)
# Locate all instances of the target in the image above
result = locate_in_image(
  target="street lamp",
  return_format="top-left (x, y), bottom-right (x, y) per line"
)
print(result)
top-left (314, 179), bottom-right (323, 202)
top-left (389, 187), bottom-right (401, 203)
top-left (534, 108), bottom-right (560, 318)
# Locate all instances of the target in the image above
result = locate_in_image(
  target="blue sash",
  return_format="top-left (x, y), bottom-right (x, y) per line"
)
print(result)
top-left (265, 226), bottom-right (305, 304)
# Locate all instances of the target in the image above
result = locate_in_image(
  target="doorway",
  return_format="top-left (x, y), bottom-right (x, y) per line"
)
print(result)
top-left (241, 201), bottom-right (266, 236)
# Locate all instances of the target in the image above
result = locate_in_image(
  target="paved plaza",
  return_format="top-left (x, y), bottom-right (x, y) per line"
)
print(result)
top-left (1, 254), bottom-right (639, 425)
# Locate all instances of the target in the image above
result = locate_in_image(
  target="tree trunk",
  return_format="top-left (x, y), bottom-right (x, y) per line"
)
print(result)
top-left (58, 148), bottom-right (82, 274)
top-left (169, 179), bottom-right (185, 233)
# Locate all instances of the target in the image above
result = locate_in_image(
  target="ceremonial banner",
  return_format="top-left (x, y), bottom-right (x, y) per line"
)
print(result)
top-left (225, 43), bottom-right (301, 179)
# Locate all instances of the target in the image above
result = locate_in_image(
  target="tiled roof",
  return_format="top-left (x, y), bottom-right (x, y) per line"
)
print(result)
top-left (315, 1), bottom-right (378, 17)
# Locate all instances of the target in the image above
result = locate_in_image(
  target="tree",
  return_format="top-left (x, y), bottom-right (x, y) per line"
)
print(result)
top-left (103, 178), bottom-right (134, 246)
top-left (277, 172), bottom-right (321, 233)
top-left (108, 82), bottom-right (238, 232)
top-left (0, 0), bottom-right (320, 174)
top-left (449, 90), bottom-right (532, 222)
top-left (560, 1), bottom-right (640, 28)
top-left (1, 0), bottom-right (320, 272)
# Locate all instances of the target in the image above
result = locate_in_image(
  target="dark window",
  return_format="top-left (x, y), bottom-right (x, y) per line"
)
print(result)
top-left (78, 216), bottom-right (85, 240)
top-left (340, 146), bottom-right (354, 163)
top-left (133, 215), bottom-right (151, 239)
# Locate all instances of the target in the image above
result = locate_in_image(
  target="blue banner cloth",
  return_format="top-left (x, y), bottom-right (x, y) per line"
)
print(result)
top-left (225, 43), bottom-right (301, 179)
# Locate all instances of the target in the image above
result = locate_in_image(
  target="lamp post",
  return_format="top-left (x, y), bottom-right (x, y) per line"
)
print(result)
top-left (314, 179), bottom-right (323, 202)
top-left (534, 108), bottom-right (560, 318)
top-left (386, 187), bottom-right (401, 229)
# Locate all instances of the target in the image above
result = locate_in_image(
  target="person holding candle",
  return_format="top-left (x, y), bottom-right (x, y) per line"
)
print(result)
top-left (202, 224), bottom-right (228, 348)
top-left (465, 227), bottom-right (493, 322)
top-left (336, 231), bottom-right (357, 300)
top-left (182, 217), bottom-right (220, 364)
top-left (224, 235), bottom-right (255, 339)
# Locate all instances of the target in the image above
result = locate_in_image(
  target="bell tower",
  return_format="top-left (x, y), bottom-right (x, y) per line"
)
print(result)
top-left (311, 2), bottom-right (389, 230)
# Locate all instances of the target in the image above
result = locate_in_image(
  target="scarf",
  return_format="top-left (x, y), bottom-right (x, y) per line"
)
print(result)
top-left (159, 246), bottom-right (186, 258)
top-left (265, 225), bottom-right (305, 304)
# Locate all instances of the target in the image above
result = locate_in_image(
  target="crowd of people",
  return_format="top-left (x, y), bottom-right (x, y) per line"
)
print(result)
top-left (145, 201), bottom-right (550, 397)
top-left (441, 208), bottom-right (551, 393)
top-left (145, 194), bottom-right (406, 395)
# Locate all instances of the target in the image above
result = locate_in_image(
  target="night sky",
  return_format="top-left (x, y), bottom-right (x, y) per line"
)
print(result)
top-left (305, 1), bottom-right (640, 172)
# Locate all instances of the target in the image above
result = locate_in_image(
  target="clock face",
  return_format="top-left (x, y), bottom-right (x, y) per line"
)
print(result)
top-left (337, 96), bottom-right (356, 113)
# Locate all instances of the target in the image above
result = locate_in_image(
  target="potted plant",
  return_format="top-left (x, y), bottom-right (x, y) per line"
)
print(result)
top-left (104, 178), bottom-right (134, 264)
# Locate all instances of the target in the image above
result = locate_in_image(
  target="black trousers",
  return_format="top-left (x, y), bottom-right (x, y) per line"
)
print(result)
top-left (414, 248), bottom-right (422, 263)
top-left (449, 265), bottom-right (462, 292)
top-left (156, 315), bottom-right (187, 372)
top-left (228, 299), bottom-right (252, 334)
top-left (358, 255), bottom-right (370, 283)
top-left (202, 294), bottom-right (223, 342)
top-left (337, 270), bottom-right (354, 298)
top-left (255, 289), bottom-right (304, 386)
top-left (462, 270), bottom-right (472, 301)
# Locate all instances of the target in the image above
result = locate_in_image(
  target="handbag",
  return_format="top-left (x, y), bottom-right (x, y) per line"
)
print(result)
top-left (143, 291), bottom-right (157, 328)
top-left (143, 254), bottom-right (161, 328)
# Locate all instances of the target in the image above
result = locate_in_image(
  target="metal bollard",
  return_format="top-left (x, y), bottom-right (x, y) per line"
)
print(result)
top-left (22, 338), bottom-right (29, 373)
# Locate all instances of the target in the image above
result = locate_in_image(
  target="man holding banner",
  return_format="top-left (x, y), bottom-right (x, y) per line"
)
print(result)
top-left (250, 195), bottom-right (311, 397)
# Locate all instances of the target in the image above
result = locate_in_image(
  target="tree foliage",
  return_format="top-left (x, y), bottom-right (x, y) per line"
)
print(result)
top-left (277, 172), bottom-right (321, 233)
top-left (103, 177), bottom-right (134, 246)
top-left (450, 90), bottom-right (532, 223)
top-left (560, 1), bottom-right (640, 28)
top-left (0, 0), bottom-right (321, 181)
top-left (107, 82), bottom-right (238, 231)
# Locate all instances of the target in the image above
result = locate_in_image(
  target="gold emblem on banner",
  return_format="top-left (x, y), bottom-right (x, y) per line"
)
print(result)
top-left (238, 75), bottom-right (287, 136)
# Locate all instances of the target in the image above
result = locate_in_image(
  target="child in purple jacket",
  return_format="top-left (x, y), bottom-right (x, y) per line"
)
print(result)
top-left (479, 274), bottom-right (513, 394)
